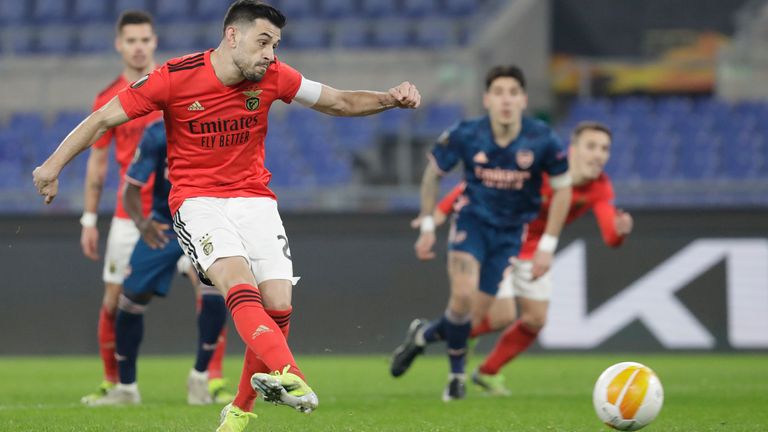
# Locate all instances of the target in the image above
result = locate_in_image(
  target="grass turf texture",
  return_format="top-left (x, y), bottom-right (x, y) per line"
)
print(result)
top-left (0, 354), bottom-right (766, 431)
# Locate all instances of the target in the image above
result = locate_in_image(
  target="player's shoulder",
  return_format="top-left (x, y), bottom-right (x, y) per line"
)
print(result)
top-left (96, 75), bottom-right (126, 99)
top-left (522, 116), bottom-right (556, 140)
top-left (166, 51), bottom-right (207, 74)
top-left (454, 115), bottom-right (487, 136)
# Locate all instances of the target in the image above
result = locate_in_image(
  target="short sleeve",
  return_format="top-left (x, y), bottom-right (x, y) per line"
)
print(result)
top-left (277, 61), bottom-right (303, 104)
top-left (117, 65), bottom-right (170, 119)
top-left (91, 94), bottom-right (114, 149)
top-left (125, 122), bottom-right (164, 186)
top-left (430, 124), bottom-right (462, 174)
top-left (542, 131), bottom-right (569, 176)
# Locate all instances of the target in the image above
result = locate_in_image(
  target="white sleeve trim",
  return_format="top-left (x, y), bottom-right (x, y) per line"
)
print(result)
top-left (549, 173), bottom-right (572, 189)
top-left (294, 77), bottom-right (322, 107)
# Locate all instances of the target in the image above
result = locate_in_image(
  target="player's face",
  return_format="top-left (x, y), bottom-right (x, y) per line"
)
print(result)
top-left (483, 77), bottom-right (527, 127)
top-left (115, 24), bottom-right (157, 70)
top-left (571, 129), bottom-right (611, 180)
top-left (232, 19), bottom-right (281, 82)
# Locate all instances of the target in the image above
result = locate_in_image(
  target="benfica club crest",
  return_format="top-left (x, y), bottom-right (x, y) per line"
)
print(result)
top-left (243, 89), bottom-right (263, 111)
top-left (516, 149), bottom-right (534, 170)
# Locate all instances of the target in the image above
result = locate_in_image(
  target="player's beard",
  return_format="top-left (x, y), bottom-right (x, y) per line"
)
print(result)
top-left (234, 55), bottom-right (268, 82)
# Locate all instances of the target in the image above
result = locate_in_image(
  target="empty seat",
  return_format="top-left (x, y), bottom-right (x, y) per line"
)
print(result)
top-left (443, 0), bottom-right (479, 17)
top-left (333, 19), bottom-right (370, 48)
top-left (414, 19), bottom-right (456, 47)
top-left (32, 0), bottom-right (70, 23)
top-left (284, 19), bottom-right (330, 49)
top-left (360, 0), bottom-right (397, 18)
top-left (319, 0), bottom-right (356, 18)
top-left (0, 0), bottom-right (28, 25)
top-left (76, 25), bottom-right (114, 52)
top-left (402, 0), bottom-right (439, 18)
top-left (278, 0), bottom-right (314, 18)
top-left (114, 0), bottom-right (152, 15)
top-left (72, 0), bottom-right (111, 22)
top-left (155, 0), bottom-right (191, 22)
top-left (371, 19), bottom-right (412, 48)
top-left (35, 26), bottom-right (75, 54)
top-left (196, 0), bottom-right (230, 20)
top-left (159, 23), bottom-right (202, 51)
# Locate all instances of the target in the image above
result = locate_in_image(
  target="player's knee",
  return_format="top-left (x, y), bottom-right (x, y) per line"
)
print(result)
top-left (118, 293), bottom-right (151, 314)
top-left (520, 312), bottom-right (546, 330)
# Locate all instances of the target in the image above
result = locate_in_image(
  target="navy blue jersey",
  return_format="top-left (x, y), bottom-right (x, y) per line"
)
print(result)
top-left (431, 115), bottom-right (568, 227)
top-left (125, 120), bottom-right (172, 224)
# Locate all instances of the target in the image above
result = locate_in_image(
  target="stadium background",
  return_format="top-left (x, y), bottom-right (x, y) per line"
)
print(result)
top-left (1, 0), bottom-right (767, 358)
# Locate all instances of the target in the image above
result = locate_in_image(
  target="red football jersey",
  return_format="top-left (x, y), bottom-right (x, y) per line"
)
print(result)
top-left (117, 50), bottom-right (303, 214)
top-left (92, 75), bottom-right (160, 219)
top-left (437, 173), bottom-right (624, 260)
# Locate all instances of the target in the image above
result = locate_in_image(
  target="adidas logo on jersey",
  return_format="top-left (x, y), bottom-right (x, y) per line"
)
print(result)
top-left (187, 100), bottom-right (205, 111)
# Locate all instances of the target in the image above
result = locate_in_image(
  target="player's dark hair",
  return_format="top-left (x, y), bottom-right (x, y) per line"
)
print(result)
top-left (116, 10), bottom-right (154, 34)
top-left (572, 121), bottom-right (613, 142)
top-left (223, 0), bottom-right (286, 34)
top-left (485, 65), bottom-right (526, 90)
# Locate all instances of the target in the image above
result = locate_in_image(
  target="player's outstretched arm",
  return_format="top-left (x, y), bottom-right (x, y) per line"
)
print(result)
top-left (310, 81), bottom-right (420, 117)
top-left (33, 96), bottom-right (130, 204)
top-left (414, 160), bottom-right (441, 261)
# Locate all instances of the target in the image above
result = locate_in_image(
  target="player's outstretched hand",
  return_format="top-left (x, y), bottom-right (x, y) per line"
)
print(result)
top-left (389, 82), bottom-right (421, 109)
top-left (414, 231), bottom-right (436, 260)
top-left (139, 219), bottom-right (170, 249)
top-left (615, 210), bottom-right (633, 236)
top-left (81, 226), bottom-right (100, 261)
top-left (32, 165), bottom-right (59, 204)
top-left (531, 249), bottom-right (553, 280)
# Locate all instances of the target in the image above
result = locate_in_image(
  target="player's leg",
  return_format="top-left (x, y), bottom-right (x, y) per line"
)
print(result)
top-left (440, 250), bottom-right (482, 401)
top-left (82, 218), bottom-right (139, 404)
top-left (475, 259), bottom-right (552, 390)
top-left (470, 271), bottom-right (517, 338)
top-left (181, 257), bottom-right (233, 403)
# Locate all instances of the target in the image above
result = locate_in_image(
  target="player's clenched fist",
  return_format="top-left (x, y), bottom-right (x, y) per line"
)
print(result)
top-left (32, 165), bottom-right (59, 204)
top-left (389, 81), bottom-right (421, 109)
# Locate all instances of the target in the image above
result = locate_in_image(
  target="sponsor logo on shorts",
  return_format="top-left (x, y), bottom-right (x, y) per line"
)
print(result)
top-left (109, 261), bottom-right (117, 274)
top-left (251, 325), bottom-right (273, 339)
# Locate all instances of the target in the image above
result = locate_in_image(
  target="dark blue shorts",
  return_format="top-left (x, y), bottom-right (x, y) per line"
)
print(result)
top-left (448, 209), bottom-right (524, 296)
top-left (123, 230), bottom-right (184, 298)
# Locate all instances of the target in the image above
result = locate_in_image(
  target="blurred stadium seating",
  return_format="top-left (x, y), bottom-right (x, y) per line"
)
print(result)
top-left (0, 0), bottom-right (491, 53)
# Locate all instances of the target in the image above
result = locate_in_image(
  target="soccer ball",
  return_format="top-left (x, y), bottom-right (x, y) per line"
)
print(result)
top-left (592, 362), bottom-right (664, 431)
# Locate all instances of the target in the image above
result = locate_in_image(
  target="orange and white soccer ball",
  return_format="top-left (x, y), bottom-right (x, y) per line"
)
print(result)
top-left (593, 362), bottom-right (664, 431)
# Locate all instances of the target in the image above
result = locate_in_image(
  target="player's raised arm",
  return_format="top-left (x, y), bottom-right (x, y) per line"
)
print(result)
top-left (304, 81), bottom-right (421, 117)
top-left (33, 96), bottom-right (131, 204)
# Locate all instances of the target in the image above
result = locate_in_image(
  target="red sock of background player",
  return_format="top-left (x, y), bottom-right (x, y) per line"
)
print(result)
top-left (479, 320), bottom-right (540, 375)
top-left (208, 328), bottom-right (227, 380)
top-left (470, 316), bottom-right (494, 338)
top-left (97, 305), bottom-right (118, 383)
top-left (232, 307), bottom-right (295, 411)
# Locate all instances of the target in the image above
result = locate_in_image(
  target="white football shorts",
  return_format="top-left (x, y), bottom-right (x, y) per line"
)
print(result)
top-left (496, 257), bottom-right (553, 301)
top-left (172, 197), bottom-right (298, 286)
top-left (103, 217), bottom-right (140, 284)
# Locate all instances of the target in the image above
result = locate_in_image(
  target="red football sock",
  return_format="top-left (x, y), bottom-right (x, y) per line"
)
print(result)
top-left (232, 306), bottom-right (295, 411)
top-left (97, 305), bottom-right (118, 383)
top-left (479, 320), bottom-right (540, 375)
top-left (208, 327), bottom-right (227, 380)
top-left (470, 316), bottom-right (494, 338)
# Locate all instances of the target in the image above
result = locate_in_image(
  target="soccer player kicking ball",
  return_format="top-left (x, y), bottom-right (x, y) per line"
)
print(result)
top-left (87, 119), bottom-right (233, 406)
top-left (390, 65), bottom-right (572, 401)
top-left (78, 10), bottom-right (163, 404)
top-left (33, 1), bottom-right (420, 430)
top-left (404, 122), bottom-right (633, 396)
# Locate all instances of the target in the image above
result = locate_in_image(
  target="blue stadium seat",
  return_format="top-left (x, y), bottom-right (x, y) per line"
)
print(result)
top-left (360, 0), bottom-right (397, 17)
top-left (72, 0), bottom-right (111, 22)
top-left (35, 26), bottom-right (75, 54)
top-left (283, 19), bottom-right (330, 49)
top-left (159, 23), bottom-right (202, 51)
top-left (319, 0), bottom-right (356, 18)
top-left (32, 0), bottom-right (70, 23)
top-left (371, 19), bottom-right (412, 48)
top-left (196, 0), bottom-right (230, 21)
top-left (199, 23), bottom-right (223, 47)
top-left (155, 0), bottom-right (191, 22)
top-left (443, 0), bottom-right (479, 16)
top-left (5, 26), bottom-right (35, 53)
top-left (333, 116), bottom-right (378, 151)
top-left (279, 0), bottom-right (315, 18)
top-left (655, 97), bottom-right (692, 116)
top-left (10, 112), bottom-right (45, 133)
top-left (613, 97), bottom-right (652, 115)
top-left (678, 138), bottom-right (719, 180)
top-left (414, 19), bottom-right (455, 47)
top-left (114, 0), bottom-right (152, 16)
top-left (0, 0), bottom-right (28, 25)
top-left (402, 0), bottom-right (438, 18)
top-left (333, 19), bottom-right (370, 48)
top-left (378, 108), bottom-right (414, 133)
top-left (418, 103), bottom-right (464, 136)
top-left (76, 25), bottom-right (114, 52)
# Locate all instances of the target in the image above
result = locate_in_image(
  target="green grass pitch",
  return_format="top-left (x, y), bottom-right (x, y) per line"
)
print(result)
top-left (0, 354), bottom-right (766, 431)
